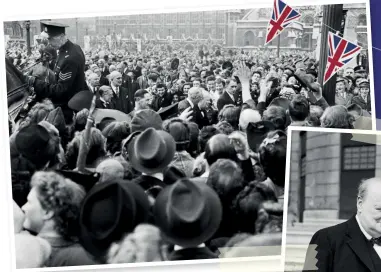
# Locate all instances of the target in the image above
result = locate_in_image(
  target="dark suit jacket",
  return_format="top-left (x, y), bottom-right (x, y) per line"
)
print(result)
top-left (178, 99), bottom-right (209, 129)
top-left (303, 215), bottom-right (381, 272)
top-left (95, 98), bottom-right (112, 109)
top-left (130, 175), bottom-right (166, 199)
top-left (217, 91), bottom-right (240, 112)
top-left (152, 93), bottom-right (172, 112)
top-left (168, 247), bottom-right (218, 261)
top-left (99, 67), bottom-right (110, 86)
top-left (110, 86), bottom-right (130, 114)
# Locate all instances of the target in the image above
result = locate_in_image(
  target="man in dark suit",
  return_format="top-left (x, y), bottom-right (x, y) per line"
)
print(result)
top-left (108, 71), bottom-right (131, 113)
top-left (217, 78), bottom-right (241, 111)
top-left (95, 86), bottom-right (114, 109)
top-left (178, 87), bottom-right (210, 129)
top-left (151, 83), bottom-right (172, 111)
top-left (303, 178), bottom-right (381, 272)
top-left (97, 59), bottom-right (110, 86)
top-left (137, 68), bottom-right (149, 90)
top-left (126, 71), bottom-right (140, 109)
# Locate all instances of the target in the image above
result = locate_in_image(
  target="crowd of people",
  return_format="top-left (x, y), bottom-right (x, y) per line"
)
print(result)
top-left (6, 20), bottom-right (371, 268)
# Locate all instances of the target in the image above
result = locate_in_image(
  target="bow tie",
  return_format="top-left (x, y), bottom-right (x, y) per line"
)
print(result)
top-left (370, 237), bottom-right (381, 246)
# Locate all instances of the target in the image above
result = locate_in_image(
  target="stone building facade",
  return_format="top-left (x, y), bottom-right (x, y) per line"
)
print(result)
top-left (289, 130), bottom-right (381, 223)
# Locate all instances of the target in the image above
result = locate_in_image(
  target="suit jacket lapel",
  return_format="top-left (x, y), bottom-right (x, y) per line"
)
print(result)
top-left (346, 216), bottom-right (375, 272)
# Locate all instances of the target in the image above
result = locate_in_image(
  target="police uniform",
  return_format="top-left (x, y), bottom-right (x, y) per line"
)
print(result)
top-left (31, 21), bottom-right (85, 123)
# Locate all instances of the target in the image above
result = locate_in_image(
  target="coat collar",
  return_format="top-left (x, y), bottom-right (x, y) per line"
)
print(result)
top-left (59, 40), bottom-right (72, 53)
top-left (345, 215), bottom-right (376, 272)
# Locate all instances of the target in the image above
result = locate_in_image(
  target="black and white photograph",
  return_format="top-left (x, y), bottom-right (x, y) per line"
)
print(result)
top-left (2, 1), bottom-right (373, 270)
top-left (285, 128), bottom-right (381, 272)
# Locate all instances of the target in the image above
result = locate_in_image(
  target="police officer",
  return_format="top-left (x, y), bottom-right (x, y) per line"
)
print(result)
top-left (24, 21), bottom-right (85, 123)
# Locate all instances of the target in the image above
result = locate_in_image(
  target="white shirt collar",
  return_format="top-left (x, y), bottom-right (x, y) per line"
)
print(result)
top-left (174, 243), bottom-right (205, 251)
top-left (187, 98), bottom-right (194, 108)
top-left (356, 214), bottom-right (372, 240)
top-left (226, 91), bottom-right (235, 102)
top-left (142, 172), bottom-right (164, 181)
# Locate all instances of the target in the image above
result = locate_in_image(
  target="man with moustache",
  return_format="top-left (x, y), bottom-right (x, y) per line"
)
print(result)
top-left (303, 178), bottom-right (381, 272)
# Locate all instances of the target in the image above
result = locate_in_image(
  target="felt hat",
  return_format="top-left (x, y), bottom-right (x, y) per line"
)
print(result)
top-left (128, 128), bottom-right (176, 174)
top-left (68, 91), bottom-right (94, 112)
top-left (79, 180), bottom-right (150, 259)
top-left (246, 121), bottom-right (276, 152)
top-left (130, 109), bottom-right (163, 133)
top-left (153, 178), bottom-right (222, 247)
top-left (15, 124), bottom-right (50, 163)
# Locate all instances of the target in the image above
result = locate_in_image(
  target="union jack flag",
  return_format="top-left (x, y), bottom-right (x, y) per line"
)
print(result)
top-left (265, 0), bottom-right (301, 45)
top-left (323, 32), bottom-right (362, 85)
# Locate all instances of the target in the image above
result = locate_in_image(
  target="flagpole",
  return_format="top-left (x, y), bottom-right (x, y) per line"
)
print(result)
top-left (277, 35), bottom-right (281, 58)
top-left (318, 4), bottom-right (343, 106)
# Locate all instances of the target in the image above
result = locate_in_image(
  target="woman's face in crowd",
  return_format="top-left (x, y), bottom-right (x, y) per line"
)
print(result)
top-left (251, 83), bottom-right (259, 92)
top-left (356, 78), bottom-right (364, 87)
top-left (336, 82), bottom-right (346, 93)
top-left (252, 73), bottom-right (261, 82)
top-left (288, 76), bottom-right (297, 85)
top-left (183, 84), bottom-right (191, 95)
top-left (360, 87), bottom-right (370, 97)
top-left (216, 82), bottom-right (224, 93)
top-left (172, 94), bottom-right (179, 104)
top-left (22, 188), bottom-right (46, 234)
top-left (179, 73), bottom-right (187, 81)
top-left (281, 74), bottom-right (288, 85)
top-left (112, 75), bottom-right (123, 87)
top-left (193, 80), bottom-right (201, 88)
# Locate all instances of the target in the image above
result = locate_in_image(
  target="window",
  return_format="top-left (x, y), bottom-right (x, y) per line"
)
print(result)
top-left (343, 146), bottom-right (376, 170)
top-left (358, 14), bottom-right (367, 26)
top-left (216, 27), bottom-right (224, 39)
top-left (204, 11), bottom-right (213, 24)
top-left (217, 11), bottom-right (226, 24)
top-left (191, 12), bottom-right (202, 24)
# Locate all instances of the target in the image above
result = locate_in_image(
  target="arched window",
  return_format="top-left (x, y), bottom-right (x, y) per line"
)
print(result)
top-left (303, 15), bottom-right (314, 26)
top-left (244, 31), bottom-right (255, 46)
top-left (358, 14), bottom-right (367, 26)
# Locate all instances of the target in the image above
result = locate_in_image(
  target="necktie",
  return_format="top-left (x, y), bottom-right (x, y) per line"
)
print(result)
top-left (115, 87), bottom-right (119, 97)
top-left (370, 237), bottom-right (381, 246)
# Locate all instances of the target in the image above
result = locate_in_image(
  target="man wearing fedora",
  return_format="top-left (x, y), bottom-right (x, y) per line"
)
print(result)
top-left (128, 127), bottom-right (176, 200)
top-left (154, 178), bottom-right (222, 260)
top-left (24, 21), bottom-right (85, 124)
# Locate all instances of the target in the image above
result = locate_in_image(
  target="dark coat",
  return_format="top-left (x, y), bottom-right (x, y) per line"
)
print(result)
top-left (99, 67), bottom-right (110, 86)
top-left (303, 216), bottom-right (381, 272)
top-left (178, 99), bottom-right (209, 129)
top-left (110, 86), bottom-right (130, 114)
top-left (95, 98), bottom-right (112, 109)
top-left (130, 175), bottom-right (166, 192)
top-left (151, 93), bottom-right (172, 112)
top-left (217, 91), bottom-right (240, 112)
top-left (33, 40), bottom-right (85, 123)
top-left (168, 247), bottom-right (218, 261)
top-left (352, 94), bottom-right (372, 112)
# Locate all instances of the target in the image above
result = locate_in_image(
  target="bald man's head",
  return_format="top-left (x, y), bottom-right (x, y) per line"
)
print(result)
top-left (96, 159), bottom-right (125, 183)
